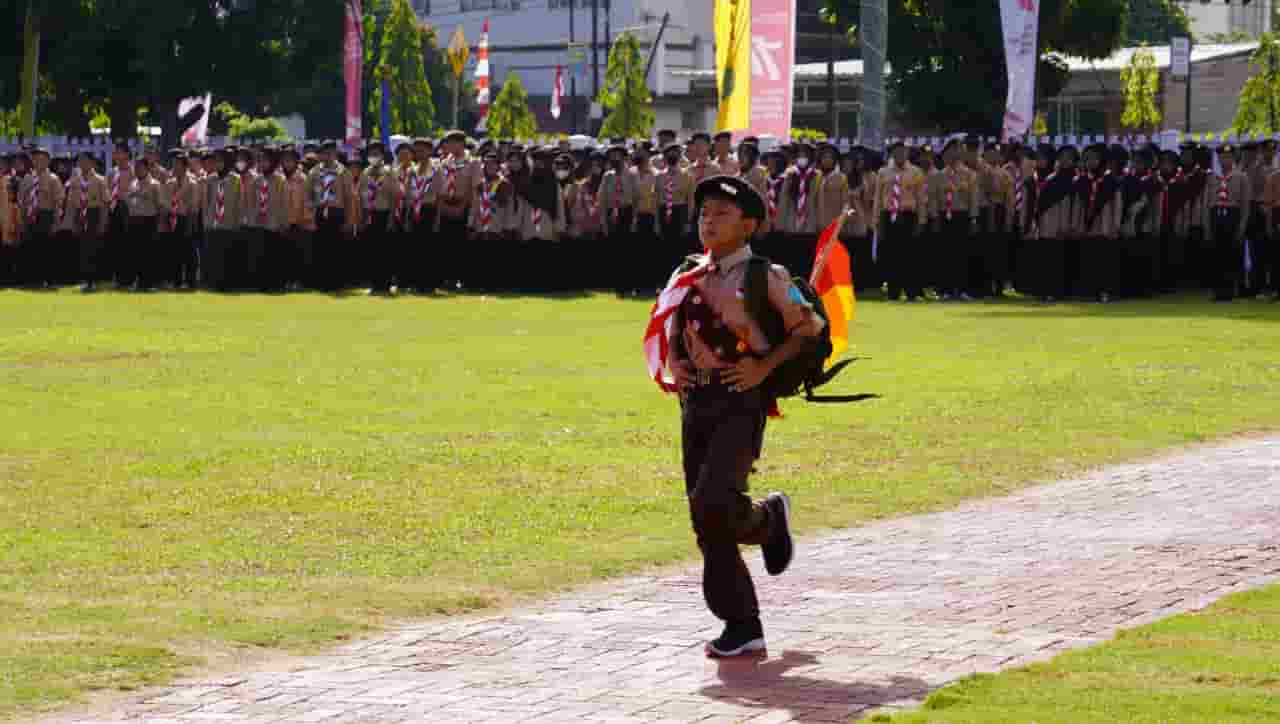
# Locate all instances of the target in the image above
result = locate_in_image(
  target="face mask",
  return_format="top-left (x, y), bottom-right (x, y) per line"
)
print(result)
top-left (796, 157), bottom-right (810, 170)
top-left (666, 156), bottom-right (680, 166)
top-left (555, 169), bottom-right (570, 180)
top-left (235, 161), bottom-right (248, 172)
top-left (369, 155), bottom-right (384, 166)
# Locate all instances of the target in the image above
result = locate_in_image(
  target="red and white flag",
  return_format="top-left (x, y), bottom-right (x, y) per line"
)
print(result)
top-left (551, 65), bottom-right (564, 120)
top-left (643, 259), bottom-right (714, 393)
top-left (475, 18), bottom-right (491, 132)
top-left (179, 93), bottom-right (212, 146)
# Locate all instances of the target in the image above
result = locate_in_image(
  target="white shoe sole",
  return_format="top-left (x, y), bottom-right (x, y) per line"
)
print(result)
top-left (705, 637), bottom-right (767, 658)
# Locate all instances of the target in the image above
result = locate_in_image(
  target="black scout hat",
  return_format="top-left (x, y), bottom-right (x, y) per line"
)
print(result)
top-left (694, 175), bottom-right (767, 221)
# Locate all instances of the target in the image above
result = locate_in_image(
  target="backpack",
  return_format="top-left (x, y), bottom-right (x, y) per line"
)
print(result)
top-left (741, 256), bottom-right (867, 403)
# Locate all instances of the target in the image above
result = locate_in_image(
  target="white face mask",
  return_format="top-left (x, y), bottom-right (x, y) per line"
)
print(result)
top-left (369, 155), bottom-right (384, 166)
top-left (555, 170), bottom-right (570, 180)
top-left (235, 161), bottom-right (248, 172)
top-left (796, 157), bottom-right (810, 170)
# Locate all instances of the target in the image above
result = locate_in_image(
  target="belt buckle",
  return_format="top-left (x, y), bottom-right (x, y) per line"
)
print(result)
top-left (694, 369), bottom-right (713, 387)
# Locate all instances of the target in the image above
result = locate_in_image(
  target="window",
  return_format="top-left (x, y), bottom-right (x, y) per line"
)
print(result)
top-left (549, 0), bottom-right (574, 8)
top-left (461, 0), bottom-right (522, 10)
top-left (410, 0), bottom-right (430, 14)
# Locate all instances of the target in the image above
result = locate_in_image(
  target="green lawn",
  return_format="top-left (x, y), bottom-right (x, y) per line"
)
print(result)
top-left (2, 289), bottom-right (1279, 720)
top-left (879, 584), bottom-right (1280, 723)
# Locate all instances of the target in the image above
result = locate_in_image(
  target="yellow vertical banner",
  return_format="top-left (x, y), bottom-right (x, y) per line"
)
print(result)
top-left (714, 0), bottom-right (751, 132)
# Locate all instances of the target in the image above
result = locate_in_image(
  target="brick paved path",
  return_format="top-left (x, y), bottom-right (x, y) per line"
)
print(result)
top-left (61, 437), bottom-right (1280, 723)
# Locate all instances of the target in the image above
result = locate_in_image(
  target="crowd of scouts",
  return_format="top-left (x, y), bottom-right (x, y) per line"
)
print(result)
top-left (0, 128), bottom-right (1274, 302)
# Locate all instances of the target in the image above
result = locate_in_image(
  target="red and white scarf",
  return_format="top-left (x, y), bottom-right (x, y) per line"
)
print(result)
top-left (413, 169), bottom-right (434, 222)
top-left (258, 176), bottom-right (270, 225)
top-left (25, 178), bottom-right (39, 224)
top-left (320, 172), bottom-right (336, 219)
top-left (366, 174), bottom-right (383, 225)
top-left (794, 168), bottom-right (814, 227)
top-left (664, 172), bottom-right (675, 222)
top-left (612, 173), bottom-right (623, 223)
top-left (110, 172), bottom-right (122, 212)
top-left (890, 173), bottom-right (902, 222)
top-left (945, 168), bottom-right (956, 221)
top-left (171, 179), bottom-right (183, 231)
top-left (215, 178), bottom-right (227, 225)
top-left (79, 176), bottom-right (90, 230)
top-left (768, 176), bottom-right (784, 221)
top-left (643, 259), bottom-right (715, 393)
top-left (1218, 174), bottom-right (1230, 205)
top-left (478, 175), bottom-right (500, 231)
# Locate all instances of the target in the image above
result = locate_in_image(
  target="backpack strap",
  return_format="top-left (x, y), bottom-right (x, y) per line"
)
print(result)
top-left (744, 256), bottom-right (784, 348)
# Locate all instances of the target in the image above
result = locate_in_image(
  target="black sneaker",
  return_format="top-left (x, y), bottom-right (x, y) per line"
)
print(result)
top-left (762, 492), bottom-right (793, 576)
top-left (705, 619), bottom-right (766, 658)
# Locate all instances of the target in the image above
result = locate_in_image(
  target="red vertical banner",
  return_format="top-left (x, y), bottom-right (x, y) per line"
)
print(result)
top-left (344, 0), bottom-right (364, 146)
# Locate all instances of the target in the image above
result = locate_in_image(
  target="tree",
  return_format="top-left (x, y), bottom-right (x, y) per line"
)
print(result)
top-left (369, 0), bottom-right (436, 138)
top-left (1232, 33), bottom-right (1280, 135)
top-left (820, 0), bottom-right (1128, 132)
top-left (1126, 0), bottom-right (1190, 46)
top-left (216, 102), bottom-right (289, 142)
top-left (1121, 46), bottom-right (1161, 133)
top-left (486, 72), bottom-right (536, 139)
top-left (1202, 31), bottom-right (1255, 45)
top-left (596, 32), bottom-right (654, 139)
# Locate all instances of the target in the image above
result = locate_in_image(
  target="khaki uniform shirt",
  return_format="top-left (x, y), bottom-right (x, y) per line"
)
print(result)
top-left (599, 168), bottom-right (637, 234)
top-left (514, 183), bottom-right (565, 241)
top-left (1082, 172), bottom-right (1122, 237)
top-left (204, 173), bottom-right (242, 231)
top-left (670, 245), bottom-right (825, 371)
top-left (873, 162), bottom-right (927, 222)
top-left (57, 172), bottom-right (108, 232)
top-left (307, 162), bottom-right (353, 218)
top-left (357, 167), bottom-right (401, 219)
top-left (569, 180), bottom-right (606, 237)
top-left (107, 167), bottom-right (134, 213)
top-left (437, 155), bottom-right (478, 220)
top-left (740, 165), bottom-right (771, 234)
top-left (284, 170), bottom-right (311, 229)
top-left (19, 171), bottom-right (65, 219)
top-left (814, 168), bottom-right (848, 231)
top-left (633, 166), bottom-right (659, 216)
top-left (655, 165), bottom-right (694, 214)
top-left (842, 172), bottom-right (876, 238)
top-left (127, 176), bottom-right (162, 217)
top-left (927, 165), bottom-right (979, 222)
top-left (468, 173), bottom-right (508, 234)
top-left (781, 168), bottom-right (820, 233)
top-left (1215, 168), bottom-right (1251, 239)
top-left (686, 158), bottom-right (722, 187)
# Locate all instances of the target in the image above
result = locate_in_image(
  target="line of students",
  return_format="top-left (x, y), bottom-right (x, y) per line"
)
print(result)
top-left (0, 129), bottom-right (1273, 301)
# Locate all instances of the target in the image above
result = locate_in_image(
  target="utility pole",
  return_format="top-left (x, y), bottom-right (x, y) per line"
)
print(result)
top-left (860, 0), bottom-right (887, 149)
top-left (591, 0), bottom-right (600, 134)
top-left (827, 13), bottom-right (837, 139)
top-left (603, 0), bottom-right (612, 131)
top-left (19, 0), bottom-right (42, 137)
top-left (570, 0), bottom-right (577, 134)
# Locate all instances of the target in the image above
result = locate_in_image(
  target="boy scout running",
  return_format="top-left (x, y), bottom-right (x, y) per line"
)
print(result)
top-left (645, 175), bottom-right (826, 658)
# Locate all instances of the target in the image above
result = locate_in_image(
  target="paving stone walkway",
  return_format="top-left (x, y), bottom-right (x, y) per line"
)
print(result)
top-left (60, 437), bottom-right (1280, 723)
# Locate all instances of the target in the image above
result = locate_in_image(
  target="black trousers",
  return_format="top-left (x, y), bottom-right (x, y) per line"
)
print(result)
top-left (20, 210), bottom-right (56, 285)
top-left (1244, 204), bottom-right (1268, 295)
top-left (983, 207), bottom-right (1009, 295)
top-left (78, 209), bottom-right (107, 284)
top-left (366, 211), bottom-right (395, 292)
top-left (107, 205), bottom-right (131, 285)
top-left (438, 212), bottom-right (469, 290)
top-left (682, 383), bottom-right (773, 625)
top-left (204, 229), bottom-right (234, 291)
top-left (1212, 207), bottom-right (1242, 300)
top-left (881, 211), bottom-right (920, 300)
top-left (845, 233), bottom-right (877, 292)
top-left (938, 216), bottom-right (970, 296)
top-left (314, 207), bottom-right (347, 291)
top-left (171, 216), bottom-right (199, 288)
top-left (127, 216), bottom-right (159, 289)
top-left (1029, 236), bottom-right (1066, 299)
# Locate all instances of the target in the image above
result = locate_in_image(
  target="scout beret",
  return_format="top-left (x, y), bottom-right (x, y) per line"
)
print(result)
top-left (657, 129), bottom-right (677, 138)
top-left (1057, 145), bottom-right (1079, 159)
top-left (607, 143), bottom-right (628, 156)
top-left (663, 142), bottom-right (684, 155)
top-left (1218, 144), bottom-right (1236, 156)
top-left (694, 175), bottom-right (767, 221)
top-left (741, 136), bottom-right (760, 146)
top-left (816, 142), bottom-right (840, 158)
top-left (887, 140), bottom-right (905, 152)
top-left (1159, 149), bottom-right (1180, 163)
top-left (553, 153), bottom-right (574, 166)
top-left (76, 149), bottom-right (97, 160)
top-left (713, 131), bottom-right (732, 142)
top-left (482, 150), bottom-right (500, 162)
top-left (1108, 144), bottom-right (1130, 164)
top-left (531, 146), bottom-right (555, 160)
top-left (1035, 144), bottom-right (1056, 160)
top-left (443, 130), bottom-right (467, 143)
top-left (941, 138), bottom-right (962, 155)
top-left (690, 131), bottom-right (712, 143)
top-left (364, 140), bottom-right (386, 153)
top-left (412, 137), bottom-right (434, 146)
top-left (30, 146), bottom-right (50, 157)
top-left (320, 140), bottom-right (339, 150)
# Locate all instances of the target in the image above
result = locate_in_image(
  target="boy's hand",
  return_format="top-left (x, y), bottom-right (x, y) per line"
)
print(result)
top-left (724, 357), bottom-right (769, 393)
top-left (670, 359), bottom-right (695, 390)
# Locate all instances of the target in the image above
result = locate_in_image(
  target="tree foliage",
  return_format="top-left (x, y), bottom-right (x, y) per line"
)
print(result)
top-left (597, 32), bottom-right (654, 139)
top-left (369, 0), bottom-right (436, 138)
top-left (1125, 0), bottom-right (1190, 46)
top-left (1232, 33), bottom-right (1280, 135)
top-left (216, 102), bottom-right (289, 142)
top-left (1120, 46), bottom-right (1161, 132)
top-left (486, 72), bottom-right (537, 139)
top-left (820, 0), bottom-right (1128, 131)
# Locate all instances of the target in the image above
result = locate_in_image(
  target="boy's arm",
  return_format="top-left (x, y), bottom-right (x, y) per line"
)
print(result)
top-left (723, 266), bottom-right (824, 393)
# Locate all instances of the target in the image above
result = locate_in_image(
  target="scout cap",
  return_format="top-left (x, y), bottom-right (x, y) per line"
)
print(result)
top-left (30, 146), bottom-right (51, 158)
top-left (694, 175), bottom-right (767, 221)
top-left (443, 130), bottom-right (467, 143)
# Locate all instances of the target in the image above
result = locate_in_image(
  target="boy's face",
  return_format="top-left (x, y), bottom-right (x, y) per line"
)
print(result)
top-left (33, 154), bottom-right (49, 172)
top-left (699, 197), bottom-right (757, 255)
top-left (79, 157), bottom-right (95, 174)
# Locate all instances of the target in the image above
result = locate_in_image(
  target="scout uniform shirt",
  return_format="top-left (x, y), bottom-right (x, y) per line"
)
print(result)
top-left (19, 169), bottom-right (65, 219)
top-left (842, 172), bottom-right (876, 238)
top-left (437, 154), bottom-right (477, 222)
top-left (126, 174), bottom-right (163, 217)
top-left (632, 164), bottom-right (659, 226)
top-left (357, 165), bottom-right (400, 229)
top-left (406, 158), bottom-right (439, 230)
top-left (569, 179), bottom-right (606, 238)
top-left (515, 181), bottom-right (565, 241)
top-left (1003, 161), bottom-right (1033, 231)
top-left (58, 170), bottom-right (108, 234)
top-left (599, 166), bottom-right (637, 234)
top-left (782, 165), bottom-right (821, 234)
top-left (927, 164), bottom-right (979, 225)
top-left (107, 165), bottom-right (134, 217)
top-left (468, 171), bottom-right (508, 235)
top-left (671, 245), bottom-right (825, 372)
top-left (165, 171), bottom-right (201, 233)
top-left (985, 163), bottom-right (1015, 231)
top-left (1215, 165), bottom-right (1251, 240)
top-left (655, 163), bottom-right (694, 228)
top-left (873, 160), bottom-right (926, 223)
top-left (391, 161), bottom-right (417, 230)
top-left (1082, 169), bottom-right (1122, 238)
top-left (0, 173), bottom-right (13, 243)
top-left (284, 168), bottom-right (312, 231)
top-left (739, 165), bottom-right (772, 234)
top-left (814, 167), bottom-right (849, 232)
top-left (204, 172), bottom-right (243, 231)
top-left (307, 161), bottom-right (352, 222)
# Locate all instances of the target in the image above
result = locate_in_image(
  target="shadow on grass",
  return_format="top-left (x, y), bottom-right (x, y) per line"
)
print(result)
top-left (699, 650), bottom-right (929, 723)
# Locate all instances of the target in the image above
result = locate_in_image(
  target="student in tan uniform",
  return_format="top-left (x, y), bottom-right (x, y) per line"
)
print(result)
top-left (358, 141), bottom-right (401, 295)
top-left (712, 131), bottom-right (736, 170)
top-left (205, 147), bottom-right (243, 292)
top-left (685, 133), bottom-right (722, 246)
top-left (278, 147), bottom-right (310, 291)
top-left (630, 144), bottom-right (662, 293)
top-left (780, 142), bottom-right (819, 279)
top-left (1211, 144), bottom-right (1251, 301)
top-left (165, 154), bottom-right (201, 290)
top-left (930, 139), bottom-right (979, 300)
top-left (657, 143), bottom-right (695, 262)
top-left (437, 130), bottom-right (476, 290)
top-left (124, 158), bottom-right (162, 290)
top-left (1033, 145), bottom-right (1080, 302)
top-left (59, 151), bottom-right (108, 291)
top-left (980, 143), bottom-right (1014, 297)
top-left (814, 143), bottom-right (848, 236)
top-left (1079, 144), bottom-right (1123, 302)
top-left (307, 141), bottom-right (352, 291)
top-left (840, 147), bottom-right (877, 291)
top-left (0, 158), bottom-right (14, 282)
top-left (17, 148), bottom-right (65, 288)
top-left (874, 141), bottom-right (927, 301)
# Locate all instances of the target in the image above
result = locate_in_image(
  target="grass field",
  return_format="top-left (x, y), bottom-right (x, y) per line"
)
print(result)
top-left (879, 584), bottom-right (1280, 723)
top-left (2, 288), bottom-right (1280, 720)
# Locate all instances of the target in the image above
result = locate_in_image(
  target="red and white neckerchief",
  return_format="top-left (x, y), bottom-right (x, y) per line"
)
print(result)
top-left (25, 177), bottom-right (39, 224)
top-left (945, 168), bottom-right (956, 221)
top-left (413, 167), bottom-right (434, 223)
top-left (890, 172), bottom-right (902, 222)
top-left (664, 172), bottom-right (676, 222)
top-left (395, 166), bottom-right (412, 224)
top-left (478, 174), bottom-right (500, 231)
top-left (1089, 171), bottom-right (1104, 218)
top-left (366, 173), bottom-right (383, 225)
top-left (110, 171), bottom-right (122, 211)
top-left (79, 175), bottom-right (90, 230)
top-left (532, 207), bottom-right (544, 234)
top-left (584, 184), bottom-right (600, 226)
top-left (693, 160), bottom-right (709, 184)
top-left (215, 177), bottom-right (227, 225)
top-left (320, 171), bottom-right (336, 219)
top-left (612, 173), bottom-right (623, 223)
top-left (258, 176), bottom-right (270, 225)
top-left (795, 167), bottom-right (814, 227)
top-left (59, 177), bottom-right (72, 223)
top-left (171, 178), bottom-right (183, 231)
top-left (1013, 166), bottom-right (1025, 219)
top-left (445, 161), bottom-right (459, 199)
top-left (644, 258), bottom-right (716, 393)
top-left (1218, 173), bottom-right (1230, 205)
top-left (768, 176), bottom-right (783, 221)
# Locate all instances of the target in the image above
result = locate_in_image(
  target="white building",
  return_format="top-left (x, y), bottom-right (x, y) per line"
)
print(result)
top-left (1184, 0), bottom-right (1273, 40)
top-left (411, 0), bottom-right (716, 133)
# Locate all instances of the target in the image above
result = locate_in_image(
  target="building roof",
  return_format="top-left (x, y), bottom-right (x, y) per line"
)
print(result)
top-left (670, 42), bottom-right (1260, 82)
